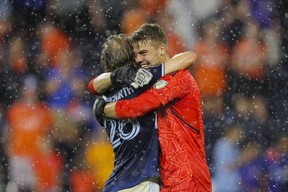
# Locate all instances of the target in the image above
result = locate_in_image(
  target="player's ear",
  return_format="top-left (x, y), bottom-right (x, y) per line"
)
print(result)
top-left (159, 44), bottom-right (166, 56)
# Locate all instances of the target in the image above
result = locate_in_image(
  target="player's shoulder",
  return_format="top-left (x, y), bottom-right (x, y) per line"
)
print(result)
top-left (154, 70), bottom-right (192, 90)
top-left (172, 69), bottom-right (193, 81)
top-left (159, 69), bottom-right (192, 83)
top-left (164, 69), bottom-right (189, 77)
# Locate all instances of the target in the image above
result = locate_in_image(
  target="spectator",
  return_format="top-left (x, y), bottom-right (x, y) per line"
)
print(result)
top-left (5, 74), bottom-right (54, 191)
top-left (139, 0), bottom-right (167, 18)
top-left (155, 10), bottom-right (187, 57)
top-left (11, 0), bottom-right (47, 34)
top-left (266, 134), bottom-right (288, 191)
top-left (192, 18), bottom-right (229, 112)
top-left (37, 21), bottom-right (71, 68)
top-left (0, 6), bottom-right (16, 107)
top-left (231, 93), bottom-right (272, 144)
top-left (229, 20), bottom-right (268, 96)
top-left (220, 0), bottom-right (249, 49)
top-left (203, 97), bottom-right (231, 173)
top-left (121, 1), bottom-right (149, 35)
top-left (32, 137), bottom-right (63, 192)
top-left (0, 103), bottom-right (8, 191)
top-left (213, 123), bottom-right (243, 192)
top-left (166, 0), bottom-right (199, 48)
top-left (238, 139), bottom-right (268, 192)
top-left (8, 32), bottom-right (28, 74)
top-left (44, 47), bottom-right (85, 109)
top-left (51, 109), bottom-right (82, 191)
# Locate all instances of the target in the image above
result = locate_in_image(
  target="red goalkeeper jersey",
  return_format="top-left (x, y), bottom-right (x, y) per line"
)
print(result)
top-left (115, 70), bottom-right (212, 191)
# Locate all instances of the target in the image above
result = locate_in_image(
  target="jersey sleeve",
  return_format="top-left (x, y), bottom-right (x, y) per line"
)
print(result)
top-left (88, 77), bottom-right (99, 95)
top-left (115, 91), bottom-right (162, 118)
top-left (115, 70), bottom-right (191, 119)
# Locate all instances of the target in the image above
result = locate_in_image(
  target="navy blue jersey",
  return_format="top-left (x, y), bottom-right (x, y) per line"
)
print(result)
top-left (103, 64), bottom-right (164, 192)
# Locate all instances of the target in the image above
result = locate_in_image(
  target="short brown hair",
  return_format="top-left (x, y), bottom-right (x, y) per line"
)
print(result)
top-left (130, 23), bottom-right (168, 51)
top-left (100, 34), bottom-right (134, 72)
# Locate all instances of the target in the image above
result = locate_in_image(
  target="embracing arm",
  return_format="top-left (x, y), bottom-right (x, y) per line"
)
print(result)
top-left (88, 73), bottom-right (112, 95)
top-left (104, 91), bottom-right (162, 119)
top-left (88, 52), bottom-right (197, 95)
top-left (103, 70), bottom-right (191, 119)
top-left (164, 51), bottom-right (197, 74)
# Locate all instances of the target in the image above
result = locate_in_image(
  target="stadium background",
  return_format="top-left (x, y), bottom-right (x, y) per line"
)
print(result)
top-left (0, 0), bottom-right (287, 191)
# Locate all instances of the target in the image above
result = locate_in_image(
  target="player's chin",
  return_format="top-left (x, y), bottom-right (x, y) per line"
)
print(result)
top-left (141, 63), bottom-right (151, 68)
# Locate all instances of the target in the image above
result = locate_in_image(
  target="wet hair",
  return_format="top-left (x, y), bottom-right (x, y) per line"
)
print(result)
top-left (100, 34), bottom-right (134, 72)
top-left (130, 23), bottom-right (168, 52)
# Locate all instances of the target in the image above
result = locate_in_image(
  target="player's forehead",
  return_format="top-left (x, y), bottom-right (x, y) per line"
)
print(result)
top-left (132, 40), bottom-right (155, 53)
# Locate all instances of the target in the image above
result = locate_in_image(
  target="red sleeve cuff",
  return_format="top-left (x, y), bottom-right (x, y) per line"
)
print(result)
top-left (88, 78), bottom-right (98, 95)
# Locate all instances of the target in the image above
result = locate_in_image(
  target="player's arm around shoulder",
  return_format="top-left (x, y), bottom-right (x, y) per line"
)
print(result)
top-left (88, 73), bottom-right (112, 95)
top-left (164, 51), bottom-right (197, 74)
top-left (102, 71), bottom-right (193, 120)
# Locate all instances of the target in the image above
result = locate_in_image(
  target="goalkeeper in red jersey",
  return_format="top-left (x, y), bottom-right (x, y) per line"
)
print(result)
top-left (94, 23), bottom-right (212, 191)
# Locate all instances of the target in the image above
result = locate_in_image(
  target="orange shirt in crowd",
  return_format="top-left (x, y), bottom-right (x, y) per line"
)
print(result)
top-left (122, 8), bottom-right (148, 35)
top-left (70, 170), bottom-right (96, 192)
top-left (41, 26), bottom-right (70, 66)
top-left (139, 0), bottom-right (167, 16)
top-left (231, 39), bottom-right (267, 80)
top-left (193, 41), bottom-right (229, 97)
top-left (7, 101), bottom-right (53, 157)
top-left (33, 151), bottom-right (63, 191)
top-left (167, 32), bottom-right (186, 57)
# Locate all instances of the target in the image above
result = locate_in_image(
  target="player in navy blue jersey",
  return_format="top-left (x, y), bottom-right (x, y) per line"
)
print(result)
top-left (101, 65), bottom-right (163, 192)
top-left (88, 34), bottom-right (196, 191)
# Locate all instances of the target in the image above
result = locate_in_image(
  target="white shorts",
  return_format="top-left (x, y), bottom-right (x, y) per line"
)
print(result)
top-left (118, 181), bottom-right (160, 192)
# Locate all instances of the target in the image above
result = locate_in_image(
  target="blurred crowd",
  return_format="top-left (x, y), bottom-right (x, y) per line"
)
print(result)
top-left (0, 0), bottom-right (287, 191)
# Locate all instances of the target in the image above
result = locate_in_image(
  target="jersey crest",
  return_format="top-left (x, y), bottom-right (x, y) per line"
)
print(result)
top-left (153, 79), bottom-right (168, 89)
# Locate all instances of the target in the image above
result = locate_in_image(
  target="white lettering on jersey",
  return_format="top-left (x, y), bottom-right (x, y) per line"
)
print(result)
top-left (104, 118), bottom-right (140, 149)
top-left (107, 87), bottom-right (135, 102)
